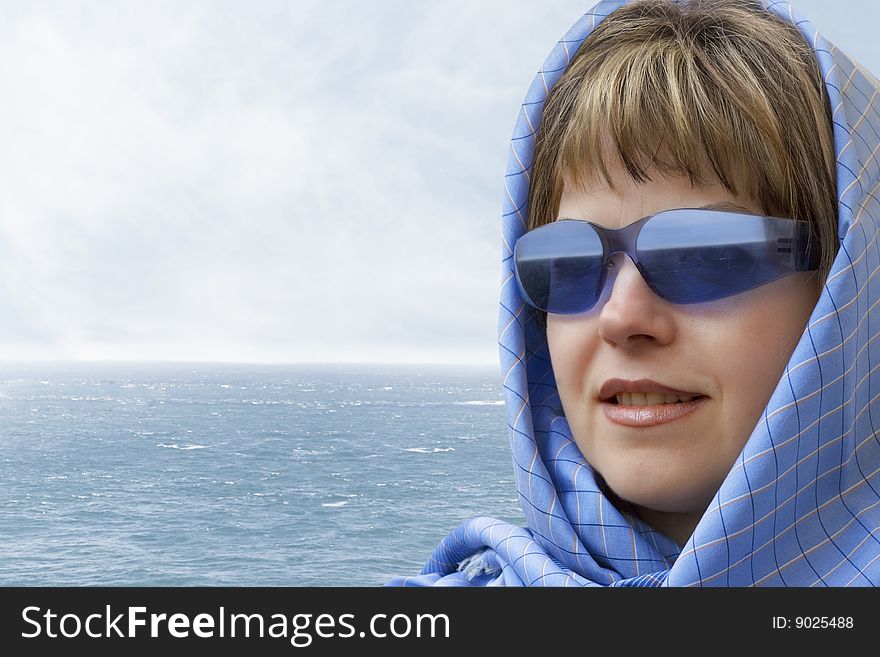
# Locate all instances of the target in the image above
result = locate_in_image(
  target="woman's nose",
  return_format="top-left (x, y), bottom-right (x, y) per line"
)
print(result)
top-left (596, 252), bottom-right (675, 345)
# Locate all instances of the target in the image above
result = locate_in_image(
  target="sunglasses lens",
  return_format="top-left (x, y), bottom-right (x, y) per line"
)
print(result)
top-left (514, 220), bottom-right (605, 314)
top-left (637, 210), bottom-right (798, 304)
top-left (513, 211), bottom-right (813, 314)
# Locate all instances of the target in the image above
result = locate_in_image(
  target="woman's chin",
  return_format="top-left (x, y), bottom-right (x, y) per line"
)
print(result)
top-left (601, 475), bottom-right (718, 515)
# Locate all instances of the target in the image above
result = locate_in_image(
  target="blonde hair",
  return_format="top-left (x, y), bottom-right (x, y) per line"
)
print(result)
top-left (528, 0), bottom-right (838, 299)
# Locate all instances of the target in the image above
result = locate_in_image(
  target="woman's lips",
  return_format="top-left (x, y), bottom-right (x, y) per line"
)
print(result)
top-left (601, 396), bottom-right (708, 427)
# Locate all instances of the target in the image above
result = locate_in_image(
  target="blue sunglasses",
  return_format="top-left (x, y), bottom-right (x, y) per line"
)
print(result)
top-left (513, 208), bottom-right (819, 315)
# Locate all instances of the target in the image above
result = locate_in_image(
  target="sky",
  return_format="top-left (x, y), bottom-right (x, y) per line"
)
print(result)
top-left (0, 0), bottom-right (876, 366)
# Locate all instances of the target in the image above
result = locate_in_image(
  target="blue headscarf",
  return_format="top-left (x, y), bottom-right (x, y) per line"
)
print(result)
top-left (386, 0), bottom-right (880, 586)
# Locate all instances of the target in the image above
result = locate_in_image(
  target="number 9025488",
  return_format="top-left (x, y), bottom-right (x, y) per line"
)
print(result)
top-left (794, 617), bottom-right (853, 629)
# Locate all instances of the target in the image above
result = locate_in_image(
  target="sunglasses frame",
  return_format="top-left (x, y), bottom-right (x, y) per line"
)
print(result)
top-left (513, 208), bottom-right (819, 315)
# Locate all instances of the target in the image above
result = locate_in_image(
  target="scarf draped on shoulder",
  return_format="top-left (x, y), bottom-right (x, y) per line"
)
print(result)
top-left (386, 0), bottom-right (880, 587)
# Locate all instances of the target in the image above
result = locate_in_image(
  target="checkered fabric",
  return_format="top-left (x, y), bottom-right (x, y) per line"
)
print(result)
top-left (386, 0), bottom-right (880, 586)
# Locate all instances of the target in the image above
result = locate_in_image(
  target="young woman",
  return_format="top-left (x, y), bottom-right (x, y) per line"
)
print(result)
top-left (387, 0), bottom-right (880, 586)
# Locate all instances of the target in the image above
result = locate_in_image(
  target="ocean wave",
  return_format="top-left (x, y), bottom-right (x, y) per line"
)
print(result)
top-left (403, 447), bottom-right (456, 454)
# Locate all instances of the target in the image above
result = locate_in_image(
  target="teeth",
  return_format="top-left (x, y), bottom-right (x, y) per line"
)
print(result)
top-left (614, 392), bottom-right (697, 406)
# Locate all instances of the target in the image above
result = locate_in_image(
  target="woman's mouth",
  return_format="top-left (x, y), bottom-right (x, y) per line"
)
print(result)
top-left (600, 394), bottom-right (709, 427)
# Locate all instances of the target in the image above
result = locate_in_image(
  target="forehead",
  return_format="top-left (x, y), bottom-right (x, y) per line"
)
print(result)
top-left (555, 176), bottom-right (763, 224)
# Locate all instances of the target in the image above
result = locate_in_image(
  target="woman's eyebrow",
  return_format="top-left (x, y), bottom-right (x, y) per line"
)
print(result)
top-left (698, 201), bottom-right (758, 214)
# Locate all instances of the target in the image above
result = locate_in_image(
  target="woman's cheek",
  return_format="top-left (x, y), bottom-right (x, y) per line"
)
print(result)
top-left (547, 318), bottom-right (597, 393)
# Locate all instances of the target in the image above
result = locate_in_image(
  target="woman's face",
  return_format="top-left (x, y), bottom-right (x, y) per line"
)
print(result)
top-left (546, 163), bottom-right (822, 544)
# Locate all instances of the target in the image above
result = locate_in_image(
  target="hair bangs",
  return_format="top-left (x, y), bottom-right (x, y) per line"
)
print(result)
top-left (557, 37), bottom-right (776, 206)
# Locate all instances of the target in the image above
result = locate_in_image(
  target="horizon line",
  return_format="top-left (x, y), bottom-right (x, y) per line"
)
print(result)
top-left (0, 359), bottom-right (499, 368)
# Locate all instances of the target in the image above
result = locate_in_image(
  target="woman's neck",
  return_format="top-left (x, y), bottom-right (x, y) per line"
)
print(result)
top-left (596, 474), bottom-right (704, 549)
top-left (631, 504), bottom-right (706, 549)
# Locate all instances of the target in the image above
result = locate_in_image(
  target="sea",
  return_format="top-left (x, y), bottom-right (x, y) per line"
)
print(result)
top-left (0, 363), bottom-right (525, 586)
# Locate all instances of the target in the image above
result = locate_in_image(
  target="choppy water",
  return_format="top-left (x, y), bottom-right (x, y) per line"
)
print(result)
top-left (0, 363), bottom-right (524, 585)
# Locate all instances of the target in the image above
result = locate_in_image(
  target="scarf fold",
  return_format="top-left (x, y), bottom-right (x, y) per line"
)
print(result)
top-left (386, 0), bottom-right (880, 587)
